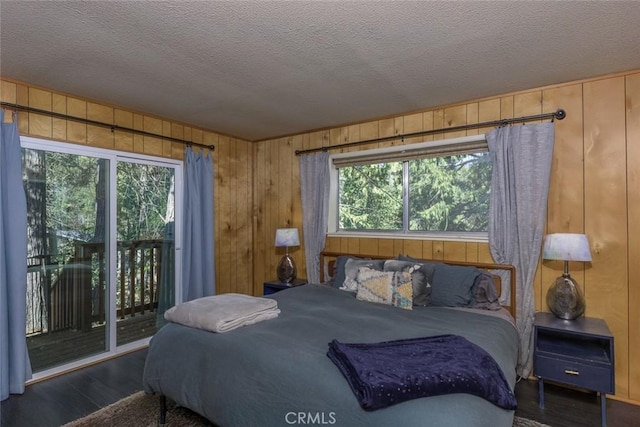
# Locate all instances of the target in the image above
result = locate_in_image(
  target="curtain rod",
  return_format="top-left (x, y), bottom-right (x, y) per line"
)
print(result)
top-left (1, 102), bottom-right (215, 151)
top-left (295, 108), bottom-right (566, 156)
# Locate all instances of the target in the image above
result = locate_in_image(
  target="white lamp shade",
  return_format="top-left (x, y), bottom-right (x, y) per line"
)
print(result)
top-left (542, 233), bottom-right (592, 262)
top-left (275, 228), bottom-right (300, 247)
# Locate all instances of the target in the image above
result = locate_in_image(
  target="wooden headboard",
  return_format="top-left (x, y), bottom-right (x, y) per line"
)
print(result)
top-left (319, 251), bottom-right (517, 320)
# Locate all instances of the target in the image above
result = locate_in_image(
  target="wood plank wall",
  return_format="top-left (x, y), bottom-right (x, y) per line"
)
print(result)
top-left (0, 78), bottom-right (254, 296)
top-left (253, 69), bottom-right (640, 405)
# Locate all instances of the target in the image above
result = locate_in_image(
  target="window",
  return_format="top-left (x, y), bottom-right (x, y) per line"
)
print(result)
top-left (329, 135), bottom-right (491, 240)
top-left (338, 162), bottom-right (403, 230)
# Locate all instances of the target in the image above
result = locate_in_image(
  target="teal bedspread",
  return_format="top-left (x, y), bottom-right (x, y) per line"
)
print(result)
top-left (142, 284), bottom-right (519, 427)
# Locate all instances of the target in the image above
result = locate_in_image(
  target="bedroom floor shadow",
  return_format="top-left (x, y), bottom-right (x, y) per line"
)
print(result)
top-left (514, 378), bottom-right (639, 427)
top-left (2, 348), bottom-right (639, 427)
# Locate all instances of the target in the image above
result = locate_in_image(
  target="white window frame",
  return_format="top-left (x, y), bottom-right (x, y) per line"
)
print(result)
top-left (328, 134), bottom-right (489, 243)
top-left (21, 136), bottom-right (183, 382)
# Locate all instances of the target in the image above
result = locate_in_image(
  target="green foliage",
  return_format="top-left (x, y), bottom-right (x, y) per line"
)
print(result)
top-left (409, 153), bottom-right (491, 232)
top-left (339, 162), bottom-right (403, 230)
top-left (23, 149), bottom-right (174, 261)
top-left (117, 162), bottom-right (174, 241)
top-left (338, 152), bottom-right (491, 233)
top-left (42, 152), bottom-right (100, 242)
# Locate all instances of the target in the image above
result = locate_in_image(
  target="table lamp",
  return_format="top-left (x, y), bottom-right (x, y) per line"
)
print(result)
top-left (542, 233), bottom-right (592, 320)
top-left (275, 228), bottom-right (300, 284)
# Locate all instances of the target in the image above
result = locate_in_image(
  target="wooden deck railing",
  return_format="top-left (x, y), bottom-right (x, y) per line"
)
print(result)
top-left (26, 239), bottom-right (171, 335)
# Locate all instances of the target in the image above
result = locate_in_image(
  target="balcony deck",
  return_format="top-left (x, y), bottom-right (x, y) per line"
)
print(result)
top-left (27, 311), bottom-right (159, 372)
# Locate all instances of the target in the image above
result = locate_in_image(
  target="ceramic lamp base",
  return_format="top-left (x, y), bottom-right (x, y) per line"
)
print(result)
top-left (277, 254), bottom-right (297, 284)
top-left (546, 274), bottom-right (585, 320)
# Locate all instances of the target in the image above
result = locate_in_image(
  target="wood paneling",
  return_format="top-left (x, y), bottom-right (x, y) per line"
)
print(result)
top-left (443, 105), bottom-right (466, 139)
top-left (252, 70), bottom-right (640, 405)
top-left (540, 84), bottom-right (585, 312)
top-left (584, 77), bottom-right (629, 397)
top-left (626, 73), bottom-right (640, 401)
top-left (1, 80), bottom-right (17, 104)
top-left (1, 78), bottom-right (253, 300)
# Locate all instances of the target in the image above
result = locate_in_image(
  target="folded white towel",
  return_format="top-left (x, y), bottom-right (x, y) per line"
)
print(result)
top-left (164, 293), bottom-right (280, 333)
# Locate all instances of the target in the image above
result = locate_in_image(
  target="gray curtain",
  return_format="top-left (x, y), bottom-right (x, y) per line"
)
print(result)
top-left (299, 152), bottom-right (330, 284)
top-left (487, 122), bottom-right (555, 378)
top-left (1, 110), bottom-right (32, 400)
top-left (182, 148), bottom-right (215, 301)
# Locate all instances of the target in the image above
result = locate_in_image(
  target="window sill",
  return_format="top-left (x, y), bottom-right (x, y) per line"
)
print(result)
top-left (327, 231), bottom-right (488, 243)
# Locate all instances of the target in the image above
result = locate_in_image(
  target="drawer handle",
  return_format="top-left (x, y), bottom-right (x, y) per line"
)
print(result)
top-left (564, 369), bottom-right (580, 376)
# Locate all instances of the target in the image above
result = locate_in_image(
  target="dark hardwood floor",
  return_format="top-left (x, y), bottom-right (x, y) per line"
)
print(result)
top-left (2, 348), bottom-right (639, 426)
top-left (1, 350), bottom-right (146, 427)
top-left (514, 378), bottom-right (640, 427)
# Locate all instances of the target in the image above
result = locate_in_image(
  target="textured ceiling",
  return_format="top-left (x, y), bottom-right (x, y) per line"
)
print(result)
top-left (1, 1), bottom-right (640, 142)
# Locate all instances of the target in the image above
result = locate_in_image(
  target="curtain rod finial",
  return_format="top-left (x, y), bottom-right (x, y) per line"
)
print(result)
top-left (555, 109), bottom-right (567, 120)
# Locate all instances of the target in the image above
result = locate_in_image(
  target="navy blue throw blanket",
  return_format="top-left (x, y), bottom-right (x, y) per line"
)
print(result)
top-left (327, 334), bottom-right (517, 411)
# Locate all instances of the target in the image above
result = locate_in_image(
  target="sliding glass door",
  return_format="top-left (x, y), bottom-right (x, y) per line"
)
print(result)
top-left (21, 137), bottom-right (181, 375)
top-left (23, 149), bottom-right (109, 371)
top-left (115, 160), bottom-right (176, 346)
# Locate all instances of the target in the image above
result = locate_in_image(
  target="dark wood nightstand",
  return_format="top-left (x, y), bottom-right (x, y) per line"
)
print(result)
top-left (263, 279), bottom-right (307, 296)
top-left (533, 311), bottom-right (614, 426)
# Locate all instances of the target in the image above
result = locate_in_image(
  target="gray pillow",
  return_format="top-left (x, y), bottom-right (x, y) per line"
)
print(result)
top-left (397, 254), bottom-right (437, 284)
top-left (331, 256), bottom-right (359, 289)
top-left (397, 256), bottom-right (440, 305)
top-left (383, 260), bottom-right (432, 306)
top-left (472, 272), bottom-right (502, 310)
top-left (431, 263), bottom-right (481, 307)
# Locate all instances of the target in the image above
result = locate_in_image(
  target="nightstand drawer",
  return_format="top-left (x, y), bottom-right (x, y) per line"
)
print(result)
top-left (535, 354), bottom-right (613, 393)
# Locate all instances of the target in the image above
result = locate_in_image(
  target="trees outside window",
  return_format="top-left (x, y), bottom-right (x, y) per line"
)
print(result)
top-left (334, 137), bottom-right (491, 236)
top-left (407, 153), bottom-right (491, 232)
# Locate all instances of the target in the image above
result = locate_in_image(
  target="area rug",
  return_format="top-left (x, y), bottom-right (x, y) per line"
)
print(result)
top-left (63, 391), bottom-right (552, 427)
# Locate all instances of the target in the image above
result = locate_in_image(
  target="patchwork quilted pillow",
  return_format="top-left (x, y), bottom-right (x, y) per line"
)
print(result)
top-left (356, 267), bottom-right (413, 310)
top-left (383, 260), bottom-right (432, 306)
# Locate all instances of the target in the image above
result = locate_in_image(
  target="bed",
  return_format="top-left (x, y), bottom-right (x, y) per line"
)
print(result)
top-left (142, 252), bottom-right (519, 427)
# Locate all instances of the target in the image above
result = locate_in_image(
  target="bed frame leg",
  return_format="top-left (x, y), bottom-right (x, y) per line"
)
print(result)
top-left (159, 394), bottom-right (167, 425)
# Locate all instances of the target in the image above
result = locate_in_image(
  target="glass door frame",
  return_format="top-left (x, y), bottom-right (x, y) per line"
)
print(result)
top-left (21, 136), bottom-right (183, 382)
